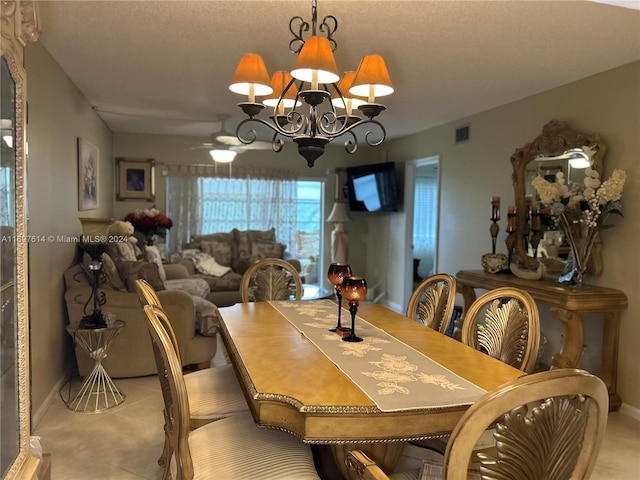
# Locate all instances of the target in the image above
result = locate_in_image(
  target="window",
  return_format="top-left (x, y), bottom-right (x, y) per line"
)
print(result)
top-left (166, 170), bottom-right (323, 281)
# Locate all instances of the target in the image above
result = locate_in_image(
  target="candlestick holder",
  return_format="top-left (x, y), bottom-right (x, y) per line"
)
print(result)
top-left (327, 263), bottom-right (352, 333)
top-left (506, 227), bottom-right (517, 269)
top-left (341, 276), bottom-right (367, 343)
top-left (490, 220), bottom-right (499, 255)
top-left (482, 213), bottom-right (508, 274)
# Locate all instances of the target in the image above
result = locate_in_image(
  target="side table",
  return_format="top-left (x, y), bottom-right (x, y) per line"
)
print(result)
top-left (455, 270), bottom-right (627, 411)
top-left (66, 320), bottom-right (126, 412)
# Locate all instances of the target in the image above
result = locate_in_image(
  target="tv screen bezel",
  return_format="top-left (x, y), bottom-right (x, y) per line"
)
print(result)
top-left (345, 162), bottom-right (399, 213)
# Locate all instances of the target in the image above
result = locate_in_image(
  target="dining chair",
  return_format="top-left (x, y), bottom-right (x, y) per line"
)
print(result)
top-left (411, 286), bottom-right (539, 454)
top-left (134, 280), bottom-right (249, 470)
top-left (405, 274), bottom-right (457, 334)
top-left (346, 368), bottom-right (609, 480)
top-left (142, 303), bottom-right (320, 480)
top-left (240, 257), bottom-right (303, 302)
top-left (461, 287), bottom-right (540, 373)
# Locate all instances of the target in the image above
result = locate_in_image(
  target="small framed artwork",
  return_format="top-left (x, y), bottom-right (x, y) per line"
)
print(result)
top-left (116, 157), bottom-right (156, 201)
top-left (78, 137), bottom-right (99, 211)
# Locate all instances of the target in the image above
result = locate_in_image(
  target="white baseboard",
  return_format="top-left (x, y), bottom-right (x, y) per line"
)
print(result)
top-left (32, 368), bottom-right (71, 429)
top-left (619, 402), bottom-right (640, 421)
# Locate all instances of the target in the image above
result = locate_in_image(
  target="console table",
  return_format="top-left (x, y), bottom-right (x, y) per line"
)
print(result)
top-left (455, 270), bottom-right (627, 410)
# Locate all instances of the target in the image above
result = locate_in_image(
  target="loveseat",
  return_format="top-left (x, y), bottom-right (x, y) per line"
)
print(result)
top-left (172, 228), bottom-right (301, 307)
top-left (64, 237), bottom-right (220, 378)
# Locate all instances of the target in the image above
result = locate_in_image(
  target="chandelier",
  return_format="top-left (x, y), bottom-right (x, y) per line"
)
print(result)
top-left (228, 0), bottom-right (393, 167)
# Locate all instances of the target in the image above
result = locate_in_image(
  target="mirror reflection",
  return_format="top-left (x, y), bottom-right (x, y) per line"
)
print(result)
top-left (510, 120), bottom-right (605, 272)
top-left (524, 147), bottom-right (596, 259)
top-left (0, 55), bottom-right (19, 478)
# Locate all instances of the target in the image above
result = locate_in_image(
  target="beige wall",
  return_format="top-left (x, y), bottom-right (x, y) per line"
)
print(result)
top-left (25, 42), bottom-right (114, 414)
top-left (385, 61), bottom-right (639, 410)
top-left (23, 38), bottom-right (639, 418)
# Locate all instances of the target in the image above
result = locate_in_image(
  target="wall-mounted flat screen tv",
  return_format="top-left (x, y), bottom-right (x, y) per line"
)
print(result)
top-left (345, 162), bottom-right (399, 213)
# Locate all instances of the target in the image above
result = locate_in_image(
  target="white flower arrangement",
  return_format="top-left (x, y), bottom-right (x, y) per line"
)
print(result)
top-left (531, 167), bottom-right (625, 284)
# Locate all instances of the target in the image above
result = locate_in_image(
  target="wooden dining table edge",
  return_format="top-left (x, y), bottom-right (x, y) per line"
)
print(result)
top-left (217, 302), bottom-right (524, 445)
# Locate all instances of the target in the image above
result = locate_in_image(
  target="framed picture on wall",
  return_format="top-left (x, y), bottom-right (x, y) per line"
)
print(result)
top-left (78, 137), bottom-right (99, 211)
top-left (116, 157), bottom-right (156, 201)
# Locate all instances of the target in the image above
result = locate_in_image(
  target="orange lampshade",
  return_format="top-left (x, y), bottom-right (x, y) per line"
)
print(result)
top-left (331, 71), bottom-right (367, 109)
top-left (349, 54), bottom-right (394, 102)
top-left (229, 53), bottom-right (273, 99)
top-left (263, 71), bottom-right (301, 108)
top-left (290, 36), bottom-right (340, 85)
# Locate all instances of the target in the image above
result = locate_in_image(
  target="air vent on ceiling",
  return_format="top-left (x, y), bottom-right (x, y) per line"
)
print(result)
top-left (455, 124), bottom-right (470, 144)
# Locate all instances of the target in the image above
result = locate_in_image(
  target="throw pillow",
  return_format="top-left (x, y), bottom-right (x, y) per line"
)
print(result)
top-left (196, 257), bottom-right (231, 277)
top-left (200, 240), bottom-right (232, 267)
top-left (100, 253), bottom-right (127, 291)
top-left (233, 228), bottom-right (276, 261)
top-left (143, 245), bottom-right (167, 282)
top-left (117, 260), bottom-right (165, 293)
top-left (250, 240), bottom-right (286, 262)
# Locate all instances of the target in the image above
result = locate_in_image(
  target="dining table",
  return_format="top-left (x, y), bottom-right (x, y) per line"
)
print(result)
top-left (217, 299), bottom-right (524, 477)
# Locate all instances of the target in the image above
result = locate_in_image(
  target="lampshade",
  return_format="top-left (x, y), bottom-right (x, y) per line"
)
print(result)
top-left (326, 201), bottom-right (350, 223)
top-left (331, 71), bottom-right (367, 110)
top-left (79, 217), bottom-right (112, 238)
top-left (209, 149), bottom-right (237, 163)
top-left (290, 36), bottom-right (340, 85)
top-left (263, 71), bottom-right (301, 108)
top-left (229, 53), bottom-right (273, 98)
top-left (349, 54), bottom-right (394, 102)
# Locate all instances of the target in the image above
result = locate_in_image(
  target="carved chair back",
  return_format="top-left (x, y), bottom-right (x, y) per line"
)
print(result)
top-left (406, 274), bottom-right (457, 333)
top-left (461, 287), bottom-right (540, 373)
top-left (240, 258), bottom-right (303, 302)
top-left (143, 304), bottom-right (195, 480)
top-left (346, 369), bottom-right (609, 480)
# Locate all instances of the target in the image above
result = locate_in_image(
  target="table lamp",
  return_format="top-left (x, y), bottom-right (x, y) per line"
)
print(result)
top-left (78, 218), bottom-right (111, 329)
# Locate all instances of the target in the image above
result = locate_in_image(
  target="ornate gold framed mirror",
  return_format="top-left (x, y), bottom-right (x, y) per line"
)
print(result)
top-left (510, 120), bottom-right (606, 272)
top-left (1, 1), bottom-right (39, 478)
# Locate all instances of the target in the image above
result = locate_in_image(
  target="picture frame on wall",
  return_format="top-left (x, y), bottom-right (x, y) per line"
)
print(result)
top-left (116, 157), bottom-right (156, 201)
top-left (78, 137), bottom-right (99, 211)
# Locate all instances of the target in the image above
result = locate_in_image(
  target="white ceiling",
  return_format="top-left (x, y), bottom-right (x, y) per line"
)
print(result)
top-left (37, 0), bottom-right (640, 143)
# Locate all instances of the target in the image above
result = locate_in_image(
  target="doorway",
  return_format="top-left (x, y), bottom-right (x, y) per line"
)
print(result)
top-left (403, 156), bottom-right (440, 309)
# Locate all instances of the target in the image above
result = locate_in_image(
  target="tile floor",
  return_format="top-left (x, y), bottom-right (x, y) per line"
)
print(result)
top-left (33, 353), bottom-right (640, 479)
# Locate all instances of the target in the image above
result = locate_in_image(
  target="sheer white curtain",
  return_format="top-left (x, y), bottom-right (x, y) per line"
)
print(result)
top-left (165, 164), bottom-right (298, 253)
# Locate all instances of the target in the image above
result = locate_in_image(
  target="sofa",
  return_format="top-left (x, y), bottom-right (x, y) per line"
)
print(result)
top-left (172, 228), bottom-right (301, 307)
top-left (64, 238), bottom-right (220, 378)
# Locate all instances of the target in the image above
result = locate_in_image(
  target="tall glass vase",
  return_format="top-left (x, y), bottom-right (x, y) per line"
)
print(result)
top-left (558, 217), bottom-right (597, 287)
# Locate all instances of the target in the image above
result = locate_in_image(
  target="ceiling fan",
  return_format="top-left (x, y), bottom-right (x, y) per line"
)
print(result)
top-left (190, 113), bottom-right (272, 159)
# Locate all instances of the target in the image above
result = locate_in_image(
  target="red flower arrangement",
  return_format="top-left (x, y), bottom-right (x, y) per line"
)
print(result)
top-left (124, 208), bottom-right (173, 238)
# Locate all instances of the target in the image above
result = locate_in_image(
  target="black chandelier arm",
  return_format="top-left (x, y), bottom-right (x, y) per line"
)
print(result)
top-left (288, 15), bottom-right (309, 54)
top-left (288, 0), bottom-right (338, 54)
top-left (318, 15), bottom-right (338, 51)
top-left (342, 131), bottom-right (358, 155)
top-left (234, 114), bottom-right (306, 148)
top-left (361, 120), bottom-right (387, 147)
top-left (271, 132), bottom-right (285, 153)
top-left (234, 118), bottom-right (265, 145)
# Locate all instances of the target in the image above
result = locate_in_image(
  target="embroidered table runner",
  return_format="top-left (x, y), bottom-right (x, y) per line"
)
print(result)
top-left (270, 300), bottom-right (486, 412)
